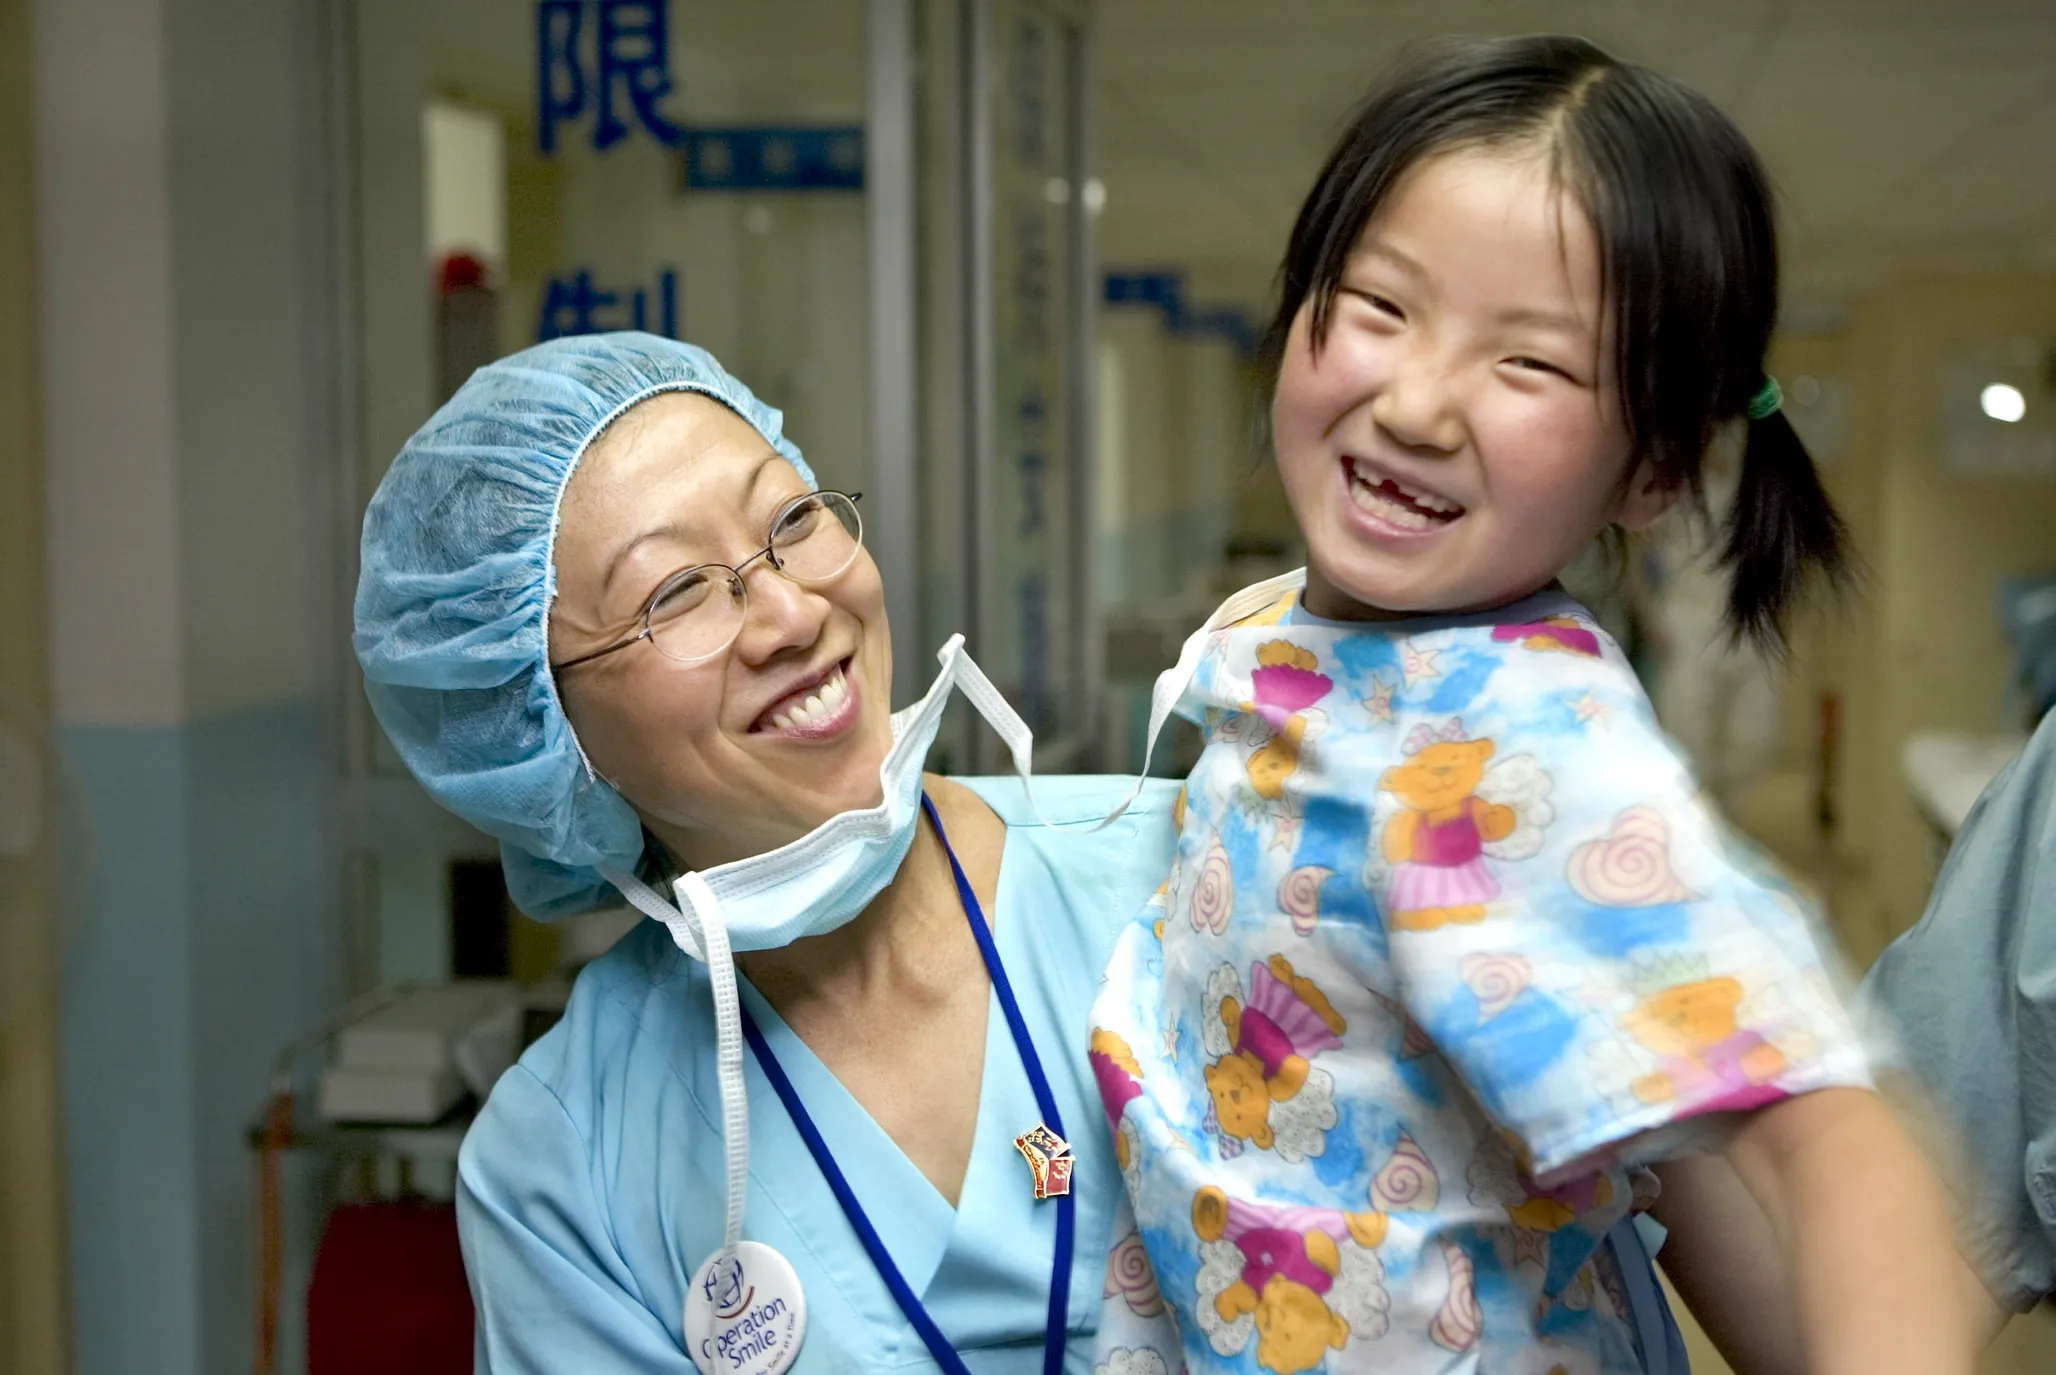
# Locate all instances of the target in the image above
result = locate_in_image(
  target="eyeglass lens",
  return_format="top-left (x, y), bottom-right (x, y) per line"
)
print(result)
top-left (645, 492), bottom-right (863, 662)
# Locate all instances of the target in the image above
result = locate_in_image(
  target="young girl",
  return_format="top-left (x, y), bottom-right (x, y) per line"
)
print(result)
top-left (1090, 35), bottom-right (1974, 1375)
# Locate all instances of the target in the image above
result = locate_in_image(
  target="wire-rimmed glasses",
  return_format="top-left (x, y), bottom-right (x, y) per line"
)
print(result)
top-left (550, 490), bottom-right (864, 672)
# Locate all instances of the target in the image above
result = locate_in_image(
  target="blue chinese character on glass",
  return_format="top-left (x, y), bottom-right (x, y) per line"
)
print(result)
top-left (1017, 574), bottom-right (1048, 728)
top-left (1102, 270), bottom-right (1260, 356)
top-left (1016, 449), bottom-right (1047, 538)
top-left (537, 268), bottom-right (679, 342)
top-left (1014, 384), bottom-right (1048, 539)
top-left (536, 0), bottom-right (685, 155)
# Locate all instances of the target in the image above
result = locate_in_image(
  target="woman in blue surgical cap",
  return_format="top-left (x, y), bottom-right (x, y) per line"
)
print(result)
top-left (354, 333), bottom-right (1182, 1374)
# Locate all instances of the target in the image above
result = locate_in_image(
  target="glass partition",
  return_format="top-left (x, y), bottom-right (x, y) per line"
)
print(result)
top-left (348, 0), bottom-right (876, 984)
top-left (916, 0), bottom-right (1096, 774)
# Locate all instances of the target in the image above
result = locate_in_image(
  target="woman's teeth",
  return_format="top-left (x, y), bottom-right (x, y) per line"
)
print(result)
top-left (771, 666), bottom-right (848, 731)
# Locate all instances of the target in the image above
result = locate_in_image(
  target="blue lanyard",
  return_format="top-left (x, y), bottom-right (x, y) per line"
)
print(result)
top-left (737, 795), bottom-right (1076, 1375)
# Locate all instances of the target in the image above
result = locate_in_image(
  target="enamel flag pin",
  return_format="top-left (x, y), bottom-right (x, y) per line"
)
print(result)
top-left (1012, 1123), bottom-right (1074, 1200)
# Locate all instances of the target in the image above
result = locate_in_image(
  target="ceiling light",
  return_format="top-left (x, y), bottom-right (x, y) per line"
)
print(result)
top-left (1981, 383), bottom-right (2026, 423)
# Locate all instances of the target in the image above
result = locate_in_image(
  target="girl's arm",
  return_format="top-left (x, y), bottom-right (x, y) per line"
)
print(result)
top-left (1654, 1140), bottom-right (2011, 1375)
top-left (1956, 1249), bottom-right (2012, 1347)
top-left (1649, 1153), bottom-right (1804, 1375)
top-left (1720, 1086), bottom-right (1982, 1375)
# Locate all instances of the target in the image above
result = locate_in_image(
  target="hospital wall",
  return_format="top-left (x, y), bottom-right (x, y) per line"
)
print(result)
top-left (1776, 271), bottom-right (2056, 966)
top-left (1095, 304), bottom-right (1261, 608)
top-left (1092, 300), bottom-right (1307, 767)
top-left (32, 0), bottom-right (346, 1372)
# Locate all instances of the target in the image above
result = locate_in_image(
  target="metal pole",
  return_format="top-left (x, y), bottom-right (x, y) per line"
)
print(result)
top-left (959, 0), bottom-right (997, 773)
top-left (1063, 14), bottom-right (1100, 769)
top-left (865, 0), bottom-right (921, 710)
top-left (315, 0), bottom-right (376, 1000)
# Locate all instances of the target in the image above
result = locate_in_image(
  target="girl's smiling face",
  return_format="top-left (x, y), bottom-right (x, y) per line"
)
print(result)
top-left (1271, 144), bottom-right (1674, 622)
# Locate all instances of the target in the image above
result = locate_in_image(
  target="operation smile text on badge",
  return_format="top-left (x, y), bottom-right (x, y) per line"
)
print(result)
top-left (686, 1243), bottom-right (806, 1375)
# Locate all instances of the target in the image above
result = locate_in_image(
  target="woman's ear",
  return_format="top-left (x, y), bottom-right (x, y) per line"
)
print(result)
top-left (1613, 458), bottom-right (1681, 533)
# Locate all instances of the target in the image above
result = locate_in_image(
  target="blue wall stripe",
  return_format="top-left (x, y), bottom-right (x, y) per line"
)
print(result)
top-left (58, 723), bottom-right (201, 1375)
top-left (58, 696), bottom-right (335, 1375)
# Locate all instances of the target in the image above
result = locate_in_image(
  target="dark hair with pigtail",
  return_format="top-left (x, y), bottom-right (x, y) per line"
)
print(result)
top-left (1724, 404), bottom-right (1849, 650)
top-left (1261, 34), bottom-right (1848, 651)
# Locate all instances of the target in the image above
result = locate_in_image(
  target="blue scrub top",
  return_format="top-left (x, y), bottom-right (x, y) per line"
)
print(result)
top-left (457, 774), bottom-right (1182, 1373)
top-left (1862, 711), bottom-right (2056, 1311)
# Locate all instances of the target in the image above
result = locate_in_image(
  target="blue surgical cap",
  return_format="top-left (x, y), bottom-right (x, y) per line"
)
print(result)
top-left (354, 332), bottom-right (816, 918)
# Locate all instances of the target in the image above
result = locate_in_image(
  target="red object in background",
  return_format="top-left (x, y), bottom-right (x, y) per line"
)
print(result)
top-left (255, 1089), bottom-right (292, 1374)
top-left (308, 1202), bottom-right (474, 1374)
top-left (438, 251), bottom-right (489, 295)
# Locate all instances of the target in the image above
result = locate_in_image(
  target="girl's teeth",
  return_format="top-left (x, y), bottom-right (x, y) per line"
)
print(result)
top-left (1347, 464), bottom-right (1461, 525)
top-left (1389, 476), bottom-right (1439, 509)
top-left (803, 694), bottom-right (824, 719)
top-left (1349, 478), bottom-right (1434, 530)
top-left (1388, 477), bottom-right (1460, 514)
top-left (773, 712), bottom-right (794, 731)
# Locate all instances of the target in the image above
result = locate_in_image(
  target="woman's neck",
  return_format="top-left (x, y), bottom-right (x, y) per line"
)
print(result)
top-left (734, 776), bottom-right (1000, 1011)
top-left (729, 776), bottom-right (1006, 1209)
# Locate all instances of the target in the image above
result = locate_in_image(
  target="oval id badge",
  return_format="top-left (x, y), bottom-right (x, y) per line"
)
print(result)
top-left (685, 1241), bottom-right (807, 1375)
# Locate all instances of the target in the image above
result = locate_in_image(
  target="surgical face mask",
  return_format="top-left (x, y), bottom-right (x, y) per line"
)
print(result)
top-left (600, 634), bottom-right (1043, 1257)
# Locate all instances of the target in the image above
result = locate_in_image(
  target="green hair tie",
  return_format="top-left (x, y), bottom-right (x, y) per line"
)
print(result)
top-left (1747, 377), bottom-right (1783, 421)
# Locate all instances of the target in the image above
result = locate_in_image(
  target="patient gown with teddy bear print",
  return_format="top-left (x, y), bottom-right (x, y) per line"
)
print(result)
top-left (1088, 580), bottom-right (1873, 1375)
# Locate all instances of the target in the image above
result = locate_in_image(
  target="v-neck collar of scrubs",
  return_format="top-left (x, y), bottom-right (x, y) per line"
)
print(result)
top-left (730, 814), bottom-right (1112, 1342)
top-left (731, 980), bottom-right (977, 1296)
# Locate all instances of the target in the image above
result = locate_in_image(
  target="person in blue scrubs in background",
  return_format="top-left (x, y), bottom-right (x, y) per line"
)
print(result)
top-left (1863, 709), bottom-right (2056, 1343)
top-left (354, 333), bottom-right (1681, 1373)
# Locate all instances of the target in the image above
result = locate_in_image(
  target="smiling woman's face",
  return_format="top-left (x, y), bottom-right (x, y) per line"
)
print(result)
top-left (548, 391), bottom-right (894, 870)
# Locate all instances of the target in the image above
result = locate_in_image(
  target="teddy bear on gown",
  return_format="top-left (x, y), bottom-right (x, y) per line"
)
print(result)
top-left (1201, 955), bottom-right (1345, 1161)
top-left (1192, 1185), bottom-right (1390, 1375)
top-left (1373, 719), bottom-right (1553, 931)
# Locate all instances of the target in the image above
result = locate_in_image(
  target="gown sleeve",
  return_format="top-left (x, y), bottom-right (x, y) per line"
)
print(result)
top-left (457, 1064), bottom-right (695, 1374)
top-left (1379, 641), bottom-right (1873, 1182)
